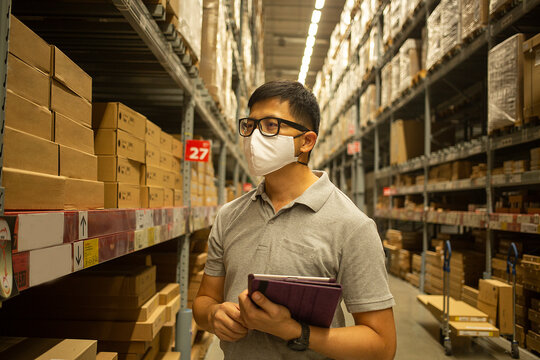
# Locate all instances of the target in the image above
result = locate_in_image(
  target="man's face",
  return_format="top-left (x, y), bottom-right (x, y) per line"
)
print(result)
top-left (248, 98), bottom-right (306, 138)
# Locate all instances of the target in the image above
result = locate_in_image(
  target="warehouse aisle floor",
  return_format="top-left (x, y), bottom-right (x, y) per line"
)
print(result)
top-left (203, 276), bottom-right (540, 359)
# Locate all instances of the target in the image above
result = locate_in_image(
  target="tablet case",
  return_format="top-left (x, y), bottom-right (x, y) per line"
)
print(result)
top-left (248, 274), bottom-right (342, 328)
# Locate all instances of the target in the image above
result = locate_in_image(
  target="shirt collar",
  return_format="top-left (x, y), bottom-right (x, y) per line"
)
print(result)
top-left (250, 170), bottom-right (334, 212)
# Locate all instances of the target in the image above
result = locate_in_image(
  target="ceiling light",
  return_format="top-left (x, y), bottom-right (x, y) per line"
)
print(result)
top-left (311, 10), bottom-right (321, 24)
top-left (308, 23), bottom-right (318, 37)
top-left (302, 56), bottom-right (311, 67)
top-left (304, 46), bottom-right (313, 57)
top-left (306, 35), bottom-right (316, 48)
top-left (315, 0), bottom-right (325, 9)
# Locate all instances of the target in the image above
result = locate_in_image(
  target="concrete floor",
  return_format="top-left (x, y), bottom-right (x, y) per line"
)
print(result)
top-left (203, 275), bottom-right (540, 360)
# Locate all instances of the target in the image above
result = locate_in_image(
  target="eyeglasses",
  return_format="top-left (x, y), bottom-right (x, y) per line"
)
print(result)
top-left (238, 117), bottom-right (311, 137)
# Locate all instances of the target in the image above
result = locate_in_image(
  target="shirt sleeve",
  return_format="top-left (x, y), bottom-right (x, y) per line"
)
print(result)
top-left (204, 208), bottom-right (226, 277)
top-left (338, 218), bottom-right (395, 314)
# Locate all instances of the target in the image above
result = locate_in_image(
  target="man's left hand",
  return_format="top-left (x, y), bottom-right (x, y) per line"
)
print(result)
top-left (238, 289), bottom-right (302, 341)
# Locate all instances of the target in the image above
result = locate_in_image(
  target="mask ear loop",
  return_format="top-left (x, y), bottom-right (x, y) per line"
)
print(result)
top-left (293, 132), bottom-right (309, 166)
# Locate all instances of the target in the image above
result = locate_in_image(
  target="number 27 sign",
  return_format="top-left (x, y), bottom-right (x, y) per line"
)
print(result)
top-left (185, 140), bottom-right (211, 162)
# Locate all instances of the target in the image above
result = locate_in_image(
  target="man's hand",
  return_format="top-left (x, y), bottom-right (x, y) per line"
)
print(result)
top-left (209, 302), bottom-right (249, 342)
top-left (238, 290), bottom-right (301, 341)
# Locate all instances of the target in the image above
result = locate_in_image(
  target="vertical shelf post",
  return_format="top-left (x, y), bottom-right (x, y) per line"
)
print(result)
top-left (420, 81), bottom-right (431, 293)
top-left (233, 160), bottom-right (240, 198)
top-left (340, 152), bottom-right (347, 193)
top-left (0, 0), bottom-right (11, 215)
top-left (176, 97), bottom-right (195, 357)
top-left (218, 141), bottom-right (228, 205)
top-left (374, 125), bottom-right (380, 217)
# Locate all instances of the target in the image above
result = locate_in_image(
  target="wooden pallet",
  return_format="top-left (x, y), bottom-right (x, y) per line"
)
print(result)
top-left (462, 26), bottom-right (486, 44)
top-left (490, 0), bottom-right (518, 19)
top-left (442, 43), bottom-right (462, 61)
top-left (527, 330), bottom-right (540, 356)
top-left (412, 70), bottom-right (427, 86)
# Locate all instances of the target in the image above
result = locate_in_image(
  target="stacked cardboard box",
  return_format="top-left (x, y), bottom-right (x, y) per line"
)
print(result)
top-left (530, 148), bottom-right (540, 170)
top-left (477, 279), bottom-right (513, 335)
top-left (383, 242), bottom-right (401, 277)
top-left (426, 4), bottom-right (443, 70)
top-left (386, 230), bottom-right (422, 251)
top-left (0, 338), bottom-right (99, 359)
top-left (191, 330), bottom-right (214, 360)
top-left (461, 285), bottom-right (479, 307)
top-left (440, 0), bottom-right (461, 55)
top-left (449, 251), bottom-right (485, 300)
top-left (425, 250), bottom-right (443, 295)
top-left (523, 33), bottom-right (540, 123)
top-left (390, 54), bottom-right (401, 102)
top-left (460, 0), bottom-right (488, 41)
top-left (4, 16), bottom-right (103, 210)
top-left (390, 119), bottom-right (424, 165)
top-left (399, 39), bottom-right (422, 92)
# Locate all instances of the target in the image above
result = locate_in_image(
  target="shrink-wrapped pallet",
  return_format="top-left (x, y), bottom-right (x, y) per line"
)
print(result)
top-left (178, 0), bottom-right (203, 60)
top-left (360, 84), bottom-right (377, 127)
top-left (390, 0), bottom-right (403, 39)
top-left (441, 0), bottom-right (461, 55)
top-left (426, 4), bottom-right (442, 70)
top-left (368, 27), bottom-right (380, 72)
top-left (381, 62), bottom-right (392, 108)
top-left (460, 0), bottom-right (488, 41)
top-left (383, 3), bottom-right (392, 45)
top-left (487, 34), bottom-right (524, 133)
top-left (399, 39), bottom-right (422, 92)
top-left (351, 11), bottom-right (362, 52)
top-left (391, 53), bottom-right (401, 101)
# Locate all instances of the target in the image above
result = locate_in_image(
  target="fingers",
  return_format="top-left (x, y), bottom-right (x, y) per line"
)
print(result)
top-left (223, 302), bottom-right (243, 323)
top-left (211, 302), bottom-right (249, 343)
top-left (250, 291), bottom-right (279, 317)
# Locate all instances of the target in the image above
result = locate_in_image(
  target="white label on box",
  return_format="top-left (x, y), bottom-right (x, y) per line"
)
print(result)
top-left (521, 223), bottom-right (538, 234)
top-left (136, 210), bottom-right (146, 230)
top-left (78, 211), bottom-right (88, 240)
top-left (73, 241), bottom-right (84, 271)
top-left (134, 229), bottom-right (148, 250)
top-left (145, 209), bottom-right (154, 228)
top-left (510, 174), bottom-right (522, 183)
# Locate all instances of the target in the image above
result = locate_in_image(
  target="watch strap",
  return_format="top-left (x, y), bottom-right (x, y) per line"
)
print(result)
top-left (287, 322), bottom-right (310, 351)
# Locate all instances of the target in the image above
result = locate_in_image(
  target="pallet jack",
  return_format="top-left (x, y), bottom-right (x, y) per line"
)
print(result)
top-left (507, 242), bottom-right (519, 359)
top-left (440, 240), bottom-right (452, 356)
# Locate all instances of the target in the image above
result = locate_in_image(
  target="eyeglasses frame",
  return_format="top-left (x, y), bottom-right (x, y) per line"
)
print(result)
top-left (238, 116), bottom-right (312, 137)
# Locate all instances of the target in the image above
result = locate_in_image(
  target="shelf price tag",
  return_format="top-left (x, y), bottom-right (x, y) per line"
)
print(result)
top-left (185, 140), bottom-right (211, 162)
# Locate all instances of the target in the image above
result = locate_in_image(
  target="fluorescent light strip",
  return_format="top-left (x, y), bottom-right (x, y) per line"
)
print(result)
top-left (298, 3), bottom-right (324, 84)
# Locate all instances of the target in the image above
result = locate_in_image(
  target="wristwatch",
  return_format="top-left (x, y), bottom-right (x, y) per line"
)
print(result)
top-left (287, 322), bottom-right (310, 351)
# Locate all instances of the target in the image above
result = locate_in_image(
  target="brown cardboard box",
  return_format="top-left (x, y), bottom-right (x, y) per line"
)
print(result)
top-left (478, 279), bottom-right (513, 334)
top-left (104, 182), bottom-right (140, 208)
top-left (54, 112), bottom-right (95, 155)
top-left (477, 299), bottom-right (497, 325)
top-left (146, 142), bottom-right (161, 167)
top-left (420, 295), bottom-right (489, 322)
top-left (141, 186), bottom-right (165, 208)
top-left (98, 156), bottom-right (141, 185)
top-left (9, 15), bottom-right (51, 74)
top-left (95, 129), bottom-right (145, 163)
top-left (158, 283), bottom-right (180, 305)
top-left (5, 89), bottom-right (53, 140)
top-left (165, 295), bottom-right (180, 322)
top-left (156, 351), bottom-right (180, 360)
top-left (146, 119), bottom-right (161, 145)
top-left (51, 46), bottom-right (92, 102)
top-left (523, 33), bottom-right (540, 121)
top-left (92, 103), bottom-right (147, 140)
top-left (164, 188), bottom-right (174, 206)
top-left (478, 279), bottom-right (499, 306)
top-left (3, 167), bottom-right (65, 210)
top-left (64, 178), bottom-right (104, 210)
top-left (160, 151), bottom-right (174, 171)
top-left (452, 161), bottom-right (472, 180)
top-left (449, 321), bottom-right (499, 337)
top-left (7, 53), bottom-right (49, 107)
top-left (160, 132), bottom-right (173, 153)
top-left (174, 189), bottom-right (183, 206)
top-left (141, 165), bottom-right (165, 187)
top-left (390, 119), bottom-right (424, 165)
top-left (171, 138), bottom-right (183, 159)
top-left (159, 322), bottom-right (175, 352)
top-left (51, 80), bottom-right (92, 128)
top-left (171, 158), bottom-right (181, 173)
top-left (97, 353), bottom-right (118, 360)
top-left (4, 126), bottom-right (59, 176)
top-left (0, 338), bottom-right (97, 360)
top-left (163, 171), bottom-right (176, 189)
top-left (99, 339), bottom-right (151, 356)
top-left (60, 145), bottom-right (98, 180)
top-left (174, 174), bottom-right (183, 190)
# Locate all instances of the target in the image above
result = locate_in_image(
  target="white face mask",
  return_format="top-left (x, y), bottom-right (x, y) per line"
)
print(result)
top-left (243, 129), bottom-right (303, 176)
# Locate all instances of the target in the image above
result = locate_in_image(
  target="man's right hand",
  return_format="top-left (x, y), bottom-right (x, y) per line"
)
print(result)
top-left (209, 302), bottom-right (249, 342)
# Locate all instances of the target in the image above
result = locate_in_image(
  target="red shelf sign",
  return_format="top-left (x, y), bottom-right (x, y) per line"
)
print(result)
top-left (185, 140), bottom-right (211, 162)
top-left (347, 141), bottom-right (361, 155)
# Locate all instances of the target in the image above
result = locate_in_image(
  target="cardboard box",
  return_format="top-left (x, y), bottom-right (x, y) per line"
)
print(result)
top-left (523, 33), bottom-right (540, 121)
top-left (165, 295), bottom-right (180, 322)
top-left (29, 243), bottom-right (72, 286)
top-left (4, 126), bottom-right (59, 176)
top-left (104, 182), bottom-right (140, 208)
top-left (390, 119), bottom-right (424, 165)
top-left (146, 142), bottom-right (161, 167)
top-left (99, 340), bottom-right (151, 356)
top-left (51, 80), bottom-right (92, 128)
top-left (146, 119), bottom-right (161, 145)
top-left (51, 46), bottom-right (92, 102)
top-left (7, 53), bottom-right (49, 107)
top-left (174, 189), bottom-right (183, 206)
top-left (449, 321), bottom-right (499, 337)
top-left (164, 188), bottom-right (174, 206)
top-left (64, 178), bottom-right (104, 210)
top-left (141, 186), bottom-right (165, 208)
top-left (92, 103), bottom-right (146, 140)
top-left (160, 132), bottom-right (173, 153)
top-left (174, 174), bottom-right (183, 190)
top-left (163, 171), bottom-right (176, 189)
top-left (171, 158), bottom-right (181, 173)
top-left (171, 138), bottom-right (183, 159)
top-left (156, 352), bottom-right (180, 360)
top-left (421, 295), bottom-right (488, 322)
top-left (95, 129), bottom-right (145, 163)
top-left (60, 145), bottom-right (98, 181)
top-left (478, 279), bottom-right (513, 334)
top-left (141, 165), bottom-right (165, 187)
top-left (0, 338), bottom-right (97, 360)
top-left (477, 299), bottom-right (497, 325)
top-left (9, 15), bottom-right (51, 74)
top-left (5, 89), bottom-right (53, 141)
top-left (54, 112), bottom-right (95, 155)
top-left (159, 322), bottom-right (175, 352)
top-left (160, 151), bottom-right (174, 171)
top-left (158, 283), bottom-right (180, 305)
top-left (97, 353), bottom-right (118, 360)
top-left (3, 168), bottom-right (65, 210)
top-left (98, 156), bottom-right (141, 185)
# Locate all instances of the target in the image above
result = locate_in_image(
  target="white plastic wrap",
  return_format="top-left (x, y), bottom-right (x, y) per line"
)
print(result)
top-left (487, 34), bottom-right (524, 133)
top-left (360, 84), bottom-right (377, 127)
top-left (368, 27), bottom-right (380, 72)
top-left (381, 62), bottom-right (392, 108)
top-left (391, 53), bottom-right (401, 102)
top-left (441, 0), bottom-right (461, 55)
top-left (351, 11), bottom-right (362, 52)
top-left (200, 0), bottom-right (225, 102)
top-left (399, 39), bottom-right (422, 92)
top-left (461, 0), bottom-right (488, 41)
top-left (426, 4), bottom-right (442, 70)
top-left (361, 0), bottom-right (373, 32)
top-left (178, 0), bottom-right (203, 61)
top-left (383, 3), bottom-right (392, 45)
top-left (390, 0), bottom-right (403, 39)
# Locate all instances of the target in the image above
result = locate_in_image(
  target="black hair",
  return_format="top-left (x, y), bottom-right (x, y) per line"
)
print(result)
top-left (248, 80), bottom-right (320, 135)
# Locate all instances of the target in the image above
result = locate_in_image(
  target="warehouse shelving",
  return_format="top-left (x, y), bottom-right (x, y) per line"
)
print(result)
top-left (0, 0), bottom-right (258, 357)
top-left (313, 0), bottom-right (540, 302)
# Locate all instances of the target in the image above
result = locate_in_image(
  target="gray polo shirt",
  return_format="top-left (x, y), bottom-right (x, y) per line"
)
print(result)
top-left (204, 170), bottom-right (395, 359)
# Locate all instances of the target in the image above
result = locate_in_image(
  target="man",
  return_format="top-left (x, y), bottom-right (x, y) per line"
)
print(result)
top-left (193, 81), bottom-right (396, 360)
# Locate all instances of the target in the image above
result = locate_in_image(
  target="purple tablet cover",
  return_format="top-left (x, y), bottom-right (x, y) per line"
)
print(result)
top-left (248, 274), bottom-right (342, 328)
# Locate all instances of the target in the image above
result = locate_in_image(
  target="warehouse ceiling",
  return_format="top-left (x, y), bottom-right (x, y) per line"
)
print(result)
top-left (262, 0), bottom-right (346, 89)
